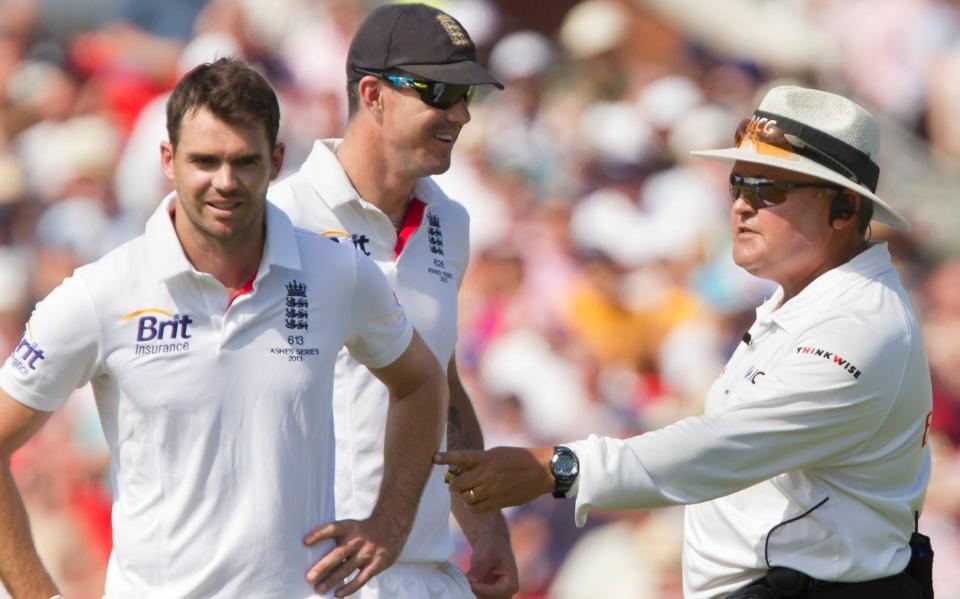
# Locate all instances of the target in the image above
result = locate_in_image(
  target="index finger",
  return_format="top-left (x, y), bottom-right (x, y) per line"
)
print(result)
top-left (433, 449), bottom-right (484, 469)
top-left (303, 520), bottom-right (347, 546)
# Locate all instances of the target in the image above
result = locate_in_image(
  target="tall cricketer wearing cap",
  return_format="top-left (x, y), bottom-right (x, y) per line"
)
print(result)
top-left (0, 58), bottom-right (446, 598)
top-left (436, 87), bottom-right (933, 598)
top-left (269, 3), bottom-right (517, 598)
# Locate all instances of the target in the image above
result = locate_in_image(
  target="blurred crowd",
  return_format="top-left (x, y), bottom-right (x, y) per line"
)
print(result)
top-left (2, 0), bottom-right (959, 597)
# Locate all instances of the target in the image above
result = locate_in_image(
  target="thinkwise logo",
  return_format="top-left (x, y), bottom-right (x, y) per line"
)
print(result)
top-left (795, 345), bottom-right (862, 378)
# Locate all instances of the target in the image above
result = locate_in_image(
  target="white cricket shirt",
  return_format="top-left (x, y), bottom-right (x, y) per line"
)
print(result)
top-left (270, 139), bottom-right (468, 563)
top-left (565, 243), bottom-right (932, 598)
top-left (0, 197), bottom-right (413, 598)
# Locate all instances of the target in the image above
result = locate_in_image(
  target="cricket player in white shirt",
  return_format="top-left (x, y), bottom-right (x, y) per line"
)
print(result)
top-left (437, 86), bottom-right (935, 599)
top-left (0, 58), bottom-right (446, 599)
top-left (270, 4), bottom-right (517, 598)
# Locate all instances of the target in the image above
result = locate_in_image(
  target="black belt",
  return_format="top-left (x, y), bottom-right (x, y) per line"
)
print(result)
top-left (813, 571), bottom-right (923, 598)
top-left (726, 568), bottom-right (923, 599)
top-left (729, 516), bottom-right (934, 598)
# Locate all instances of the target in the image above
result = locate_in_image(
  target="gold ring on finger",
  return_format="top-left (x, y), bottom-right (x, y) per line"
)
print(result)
top-left (467, 488), bottom-right (478, 504)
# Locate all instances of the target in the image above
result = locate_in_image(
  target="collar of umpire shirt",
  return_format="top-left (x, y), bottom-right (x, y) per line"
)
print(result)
top-left (763, 242), bottom-right (894, 335)
top-left (145, 192), bottom-right (302, 283)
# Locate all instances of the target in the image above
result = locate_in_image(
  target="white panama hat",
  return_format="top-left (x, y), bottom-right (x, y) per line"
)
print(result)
top-left (691, 85), bottom-right (908, 230)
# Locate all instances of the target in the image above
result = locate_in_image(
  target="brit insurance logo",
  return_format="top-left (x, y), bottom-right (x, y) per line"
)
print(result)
top-left (121, 309), bottom-right (193, 357)
top-left (323, 229), bottom-right (371, 256)
top-left (10, 322), bottom-right (46, 376)
top-left (285, 280), bottom-right (308, 330)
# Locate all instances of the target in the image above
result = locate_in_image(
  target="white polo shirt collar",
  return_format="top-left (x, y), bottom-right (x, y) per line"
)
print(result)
top-left (143, 193), bottom-right (302, 283)
top-left (757, 242), bottom-right (893, 335)
top-left (302, 139), bottom-right (360, 209)
top-left (300, 139), bottom-right (443, 211)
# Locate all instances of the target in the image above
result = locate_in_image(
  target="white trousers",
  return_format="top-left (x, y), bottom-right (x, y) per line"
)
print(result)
top-left (353, 561), bottom-right (474, 599)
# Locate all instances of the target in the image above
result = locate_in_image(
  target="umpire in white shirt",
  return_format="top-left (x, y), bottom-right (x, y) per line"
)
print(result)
top-left (436, 86), bottom-right (934, 599)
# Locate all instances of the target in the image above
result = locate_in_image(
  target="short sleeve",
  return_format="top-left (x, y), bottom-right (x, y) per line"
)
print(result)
top-left (0, 274), bottom-right (102, 411)
top-left (344, 253), bottom-right (413, 368)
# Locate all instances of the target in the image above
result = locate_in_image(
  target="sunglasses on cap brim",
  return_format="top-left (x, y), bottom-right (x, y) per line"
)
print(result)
top-left (734, 116), bottom-right (875, 189)
top-left (353, 67), bottom-right (476, 110)
top-left (729, 174), bottom-right (842, 209)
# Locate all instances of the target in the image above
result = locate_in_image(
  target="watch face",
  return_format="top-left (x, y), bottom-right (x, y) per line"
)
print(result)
top-left (553, 453), bottom-right (578, 477)
top-left (551, 447), bottom-right (579, 498)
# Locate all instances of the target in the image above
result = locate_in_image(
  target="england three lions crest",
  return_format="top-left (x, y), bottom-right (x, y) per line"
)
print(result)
top-left (285, 280), bottom-right (308, 330)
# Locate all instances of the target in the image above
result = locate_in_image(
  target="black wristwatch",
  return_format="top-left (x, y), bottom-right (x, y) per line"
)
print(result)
top-left (550, 446), bottom-right (579, 498)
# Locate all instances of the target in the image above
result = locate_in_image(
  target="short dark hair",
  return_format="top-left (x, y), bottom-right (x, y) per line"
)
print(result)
top-left (346, 79), bottom-right (360, 119)
top-left (166, 57), bottom-right (280, 148)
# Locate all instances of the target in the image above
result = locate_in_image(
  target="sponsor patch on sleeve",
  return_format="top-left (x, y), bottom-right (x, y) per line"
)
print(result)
top-left (9, 331), bottom-right (46, 376)
top-left (795, 345), bottom-right (862, 378)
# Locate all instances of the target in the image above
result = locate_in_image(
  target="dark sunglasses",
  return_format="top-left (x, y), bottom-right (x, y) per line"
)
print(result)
top-left (353, 67), bottom-right (475, 110)
top-left (729, 174), bottom-right (841, 209)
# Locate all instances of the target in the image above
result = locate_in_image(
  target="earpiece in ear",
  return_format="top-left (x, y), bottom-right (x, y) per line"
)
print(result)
top-left (829, 193), bottom-right (855, 223)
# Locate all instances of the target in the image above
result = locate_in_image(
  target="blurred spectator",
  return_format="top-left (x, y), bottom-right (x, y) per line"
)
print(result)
top-left (549, 508), bottom-right (684, 598)
top-left (923, 259), bottom-right (960, 444)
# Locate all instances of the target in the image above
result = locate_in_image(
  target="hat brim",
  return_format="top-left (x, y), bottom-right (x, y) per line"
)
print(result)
top-left (690, 145), bottom-right (909, 230)
top-left (400, 60), bottom-right (504, 89)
